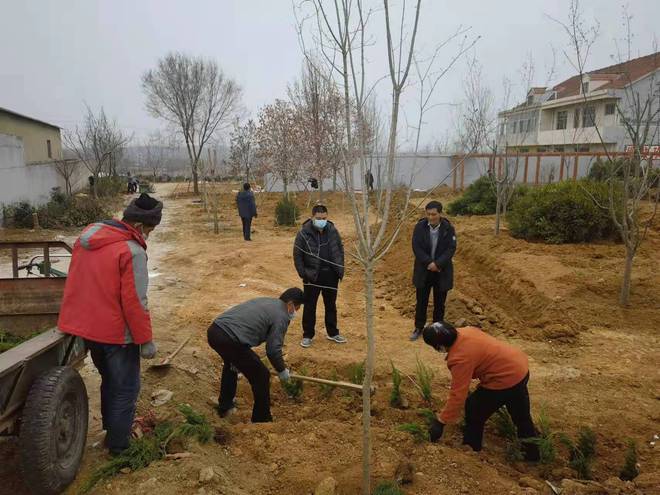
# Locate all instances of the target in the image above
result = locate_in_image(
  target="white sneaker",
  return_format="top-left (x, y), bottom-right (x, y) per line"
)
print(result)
top-left (300, 337), bottom-right (313, 348)
top-left (326, 334), bottom-right (347, 344)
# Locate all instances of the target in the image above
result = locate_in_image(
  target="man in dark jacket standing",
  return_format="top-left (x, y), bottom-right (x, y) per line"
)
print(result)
top-left (410, 200), bottom-right (456, 341)
top-left (207, 288), bottom-right (304, 422)
top-left (293, 205), bottom-right (346, 348)
top-left (236, 183), bottom-right (257, 241)
top-left (58, 193), bottom-right (162, 455)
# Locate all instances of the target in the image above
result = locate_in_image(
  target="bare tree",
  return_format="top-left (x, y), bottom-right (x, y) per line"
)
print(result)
top-left (552, 1), bottom-right (660, 305)
top-left (64, 105), bottom-right (129, 198)
top-left (255, 99), bottom-right (304, 197)
top-left (140, 130), bottom-right (176, 182)
top-left (142, 52), bottom-right (242, 194)
top-left (53, 155), bottom-right (80, 196)
top-left (289, 57), bottom-right (345, 200)
top-left (228, 119), bottom-right (257, 182)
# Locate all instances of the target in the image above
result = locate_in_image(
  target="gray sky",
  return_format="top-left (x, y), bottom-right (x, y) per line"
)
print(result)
top-left (1, 0), bottom-right (658, 149)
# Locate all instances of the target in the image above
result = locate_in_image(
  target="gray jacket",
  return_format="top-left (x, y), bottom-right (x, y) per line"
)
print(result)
top-left (213, 297), bottom-right (290, 372)
top-left (236, 191), bottom-right (257, 218)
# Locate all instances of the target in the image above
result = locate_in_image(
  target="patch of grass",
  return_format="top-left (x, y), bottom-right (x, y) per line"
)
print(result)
top-left (397, 423), bottom-right (428, 443)
top-left (347, 361), bottom-right (366, 385)
top-left (373, 481), bottom-right (404, 495)
top-left (320, 369), bottom-right (338, 399)
top-left (389, 362), bottom-right (403, 408)
top-left (619, 439), bottom-right (639, 481)
top-left (415, 356), bottom-right (434, 402)
top-left (560, 427), bottom-right (597, 479)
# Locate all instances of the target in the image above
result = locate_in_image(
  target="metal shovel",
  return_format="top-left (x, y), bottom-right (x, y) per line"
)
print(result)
top-left (150, 335), bottom-right (193, 369)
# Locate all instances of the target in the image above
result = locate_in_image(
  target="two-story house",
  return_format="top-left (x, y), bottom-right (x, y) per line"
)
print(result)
top-left (497, 51), bottom-right (660, 154)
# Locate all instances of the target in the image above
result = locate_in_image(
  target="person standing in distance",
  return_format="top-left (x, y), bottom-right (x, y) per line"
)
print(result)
top-left (410, 200), bottom-right (456, 341)
top-left (236, 182), bottom-right (258, 241)
top-left (293, 205), bottom-right (346, 348)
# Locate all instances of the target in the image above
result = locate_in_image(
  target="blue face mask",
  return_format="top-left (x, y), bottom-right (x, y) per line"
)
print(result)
top-left (288, 309), bottom-right (297, 320)
top-left (313, 219), bottom-right (327, 230)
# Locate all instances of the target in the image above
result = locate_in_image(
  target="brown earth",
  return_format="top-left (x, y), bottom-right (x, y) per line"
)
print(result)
top-left (1, 183), bottom-right (658, 495)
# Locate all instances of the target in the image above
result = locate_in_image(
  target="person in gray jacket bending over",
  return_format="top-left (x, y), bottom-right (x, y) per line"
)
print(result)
top-left (206, 288), bottom-right (304, 422)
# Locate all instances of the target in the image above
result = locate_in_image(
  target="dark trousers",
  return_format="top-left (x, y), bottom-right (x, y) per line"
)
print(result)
top-left (463, 373), bottom-right (539, 460)
top-left (302, 269), bottom-right (339, 339)
top-left (414, 274), bottom-right (448, 330)
top-left (85, 340), bottom-right (141, 453)
top-left (241, 217), bottom-right (252, 240)
top-left (207, 323), bottom-right (272, 422)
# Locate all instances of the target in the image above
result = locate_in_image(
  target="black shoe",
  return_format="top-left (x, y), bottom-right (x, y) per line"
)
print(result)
top-left (409, 328), bottom-right (423, 341)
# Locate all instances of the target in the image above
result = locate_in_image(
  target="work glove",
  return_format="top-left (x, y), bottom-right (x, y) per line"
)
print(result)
top-left (140, 341), bottom-right (158, 359)
top-left (278, 368), bottom-right (291, 382)
top-left (429, 418), bottom-right (445, 442)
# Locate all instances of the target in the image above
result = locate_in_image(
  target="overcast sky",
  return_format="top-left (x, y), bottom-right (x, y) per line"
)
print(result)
top-left (1, 0), bottom-right (658, 149)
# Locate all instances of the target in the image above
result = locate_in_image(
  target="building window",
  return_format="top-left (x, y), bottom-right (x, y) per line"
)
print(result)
top-left (499, 123), bottom-right (505, 136)
top-left (556, 111), bottom-right (568, 130)
top-left (583, 106), bottom-right (596, 127)
top-left (574, 108), bottom-right (581, 128)
top-left (605, 103), bottom-right (616, 115)
top-left (554, 146), bottom-right (565, 152)
top-left (577, 145), bottom-right (590, 152)
top-left (581, 81), bottom-right (589, 94)
top-left (47, 140), bottom-right (52, 158)
top-left (513, 121), bottom-right (517, 134)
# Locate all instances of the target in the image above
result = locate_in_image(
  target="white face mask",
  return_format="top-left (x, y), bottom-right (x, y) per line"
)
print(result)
top-left (288, 309), bottom-right (297, 321)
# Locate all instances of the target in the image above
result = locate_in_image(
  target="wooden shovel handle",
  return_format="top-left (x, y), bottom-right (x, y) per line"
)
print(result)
top-left (159, 335), bottom-right (193, 365)
top-left (269, 370), bottom-right (374, 394)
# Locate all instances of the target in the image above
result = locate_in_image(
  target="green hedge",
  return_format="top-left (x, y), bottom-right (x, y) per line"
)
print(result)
top-left (447, 175), bottom-right (497, 215)
top-left (507, 180), bottom-right (619, 243)
top-left (275, 196), bottom-right (299, 226)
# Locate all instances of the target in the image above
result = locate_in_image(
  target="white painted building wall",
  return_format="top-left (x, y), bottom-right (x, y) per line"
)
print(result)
top-left (0, 133), bottom-right (88, 225)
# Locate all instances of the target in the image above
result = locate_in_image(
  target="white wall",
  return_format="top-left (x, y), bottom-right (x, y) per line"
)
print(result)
top-left (1, 133), bottom-right (88, 225)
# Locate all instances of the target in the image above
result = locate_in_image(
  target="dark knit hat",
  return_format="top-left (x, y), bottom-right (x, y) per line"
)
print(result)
top-left (422, 322), bottom-right (457, 349)
top-left (123, 193), bottom-right (163, 226)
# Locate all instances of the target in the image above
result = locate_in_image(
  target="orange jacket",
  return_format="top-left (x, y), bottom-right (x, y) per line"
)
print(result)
top-left (439, 327), bottom-right (528, 424)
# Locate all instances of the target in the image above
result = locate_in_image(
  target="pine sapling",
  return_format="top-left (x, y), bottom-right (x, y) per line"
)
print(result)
top-left (320, 369), bottom-right (338, 399)
top-left (560, 427), bottom-right (597, 480)
top-left (619, 439), bottom-right (639, 481)
top-left (348, 360), bottom-right (366, 385)
top-left (418, 408), bottom-right (436, 427)
top-left (415, 356), bottom-right (434, 402)
top-left (372, 481), bottom-right (404, 495)
top-left (524, 406), bottom-right (557, 467)
top-left (282, 376), bottom-right (304, 399)
top-left (390, 362), bottom-right (403, 408)
top-left (397, 423), bottom-right (428, 443)
top-left (493, 408), bottom-right (523, 462)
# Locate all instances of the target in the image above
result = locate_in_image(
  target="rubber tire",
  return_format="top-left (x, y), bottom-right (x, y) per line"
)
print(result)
top-left (18, 366), bottom-right (89, 495)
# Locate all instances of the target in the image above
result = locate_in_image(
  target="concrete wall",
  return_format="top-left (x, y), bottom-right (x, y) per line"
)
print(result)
top-left (0, 110), bottom-right (62, 164)
top-left (0, 133), bottom-right (88, 224)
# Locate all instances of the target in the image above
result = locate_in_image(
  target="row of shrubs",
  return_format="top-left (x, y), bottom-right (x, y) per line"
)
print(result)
top-left (2, 189), bottom-right (113, 229)
top-left (446, 175), bottom-right (624, 244)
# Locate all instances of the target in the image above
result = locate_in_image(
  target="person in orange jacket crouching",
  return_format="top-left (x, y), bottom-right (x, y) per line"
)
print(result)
top-left (422, 322), bottom-right (540, 461)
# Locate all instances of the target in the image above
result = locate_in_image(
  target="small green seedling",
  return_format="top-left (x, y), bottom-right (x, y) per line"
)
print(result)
top-left (493, 408), bottom-right (523, 462)
top-left (372, 481), bottom-right (404, 495)
top-left (397, 422), bottom-right (428, 443)
top-left (348, 360), bottom-right (366, 385)
top-left (560, 427), bottom-right (597, 479)
top-left (415, 356), bottom-right (434, 402)
top-left (389, 362), bottom-right (403, 408)
top-left (619, 439), bottom-right (639, 481)
top-left (320, 369), bottom-right (338, 398)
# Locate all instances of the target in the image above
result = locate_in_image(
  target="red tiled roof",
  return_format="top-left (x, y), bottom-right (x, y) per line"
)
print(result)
top-left (552, 51), bottom-right (660, 98)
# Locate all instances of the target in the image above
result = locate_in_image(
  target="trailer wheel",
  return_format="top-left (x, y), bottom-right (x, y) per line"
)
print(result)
top-left (19, 366), bottom-right (88, 495)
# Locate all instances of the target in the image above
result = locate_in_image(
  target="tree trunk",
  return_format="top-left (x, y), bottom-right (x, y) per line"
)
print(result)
top-left (494, 183), bottom-right (502, 236)
top-left (619, 246), bottom-right (634, 306)
top-left (283, 176), bottom-right (289, 198)
top-left (192, 162), bottom-right (200, 194)
top-left (93, 172), bottom-right (99, 199)
top-left (362, 262), bottom-right (375, 495)
top-left (213, 201), bottom-right (220, 235)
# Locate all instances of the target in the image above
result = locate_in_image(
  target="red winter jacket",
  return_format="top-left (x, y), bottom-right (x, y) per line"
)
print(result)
top-left (57, 220), bottom-right (153, 345)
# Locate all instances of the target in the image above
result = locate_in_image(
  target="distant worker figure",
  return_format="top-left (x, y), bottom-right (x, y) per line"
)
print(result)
top-left (294, 205), bottom-right (346, 348)
top-left (421, 322), bottom-right (540, 461)
top-left (410, 200), bottom-right (456, 341)
top-left (206, 288), bottom-right (304, 422)
top-left (58, 193), bottom-right (163, 455)
top-left (88, 175), bottom-right (95, 194)
top-left (366, 170), bottom-right (374, 192)
top-left (236, 182), bottom-right (257, 241)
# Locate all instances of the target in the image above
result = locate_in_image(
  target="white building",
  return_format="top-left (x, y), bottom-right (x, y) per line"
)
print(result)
top-left (497, 51), bottom-right (660, 153)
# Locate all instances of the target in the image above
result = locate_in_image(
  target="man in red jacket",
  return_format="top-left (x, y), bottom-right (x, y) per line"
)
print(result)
top-left (422, 322), bottom-right (540, 461)
top-left (58, 193), bottom-right (163, 454)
